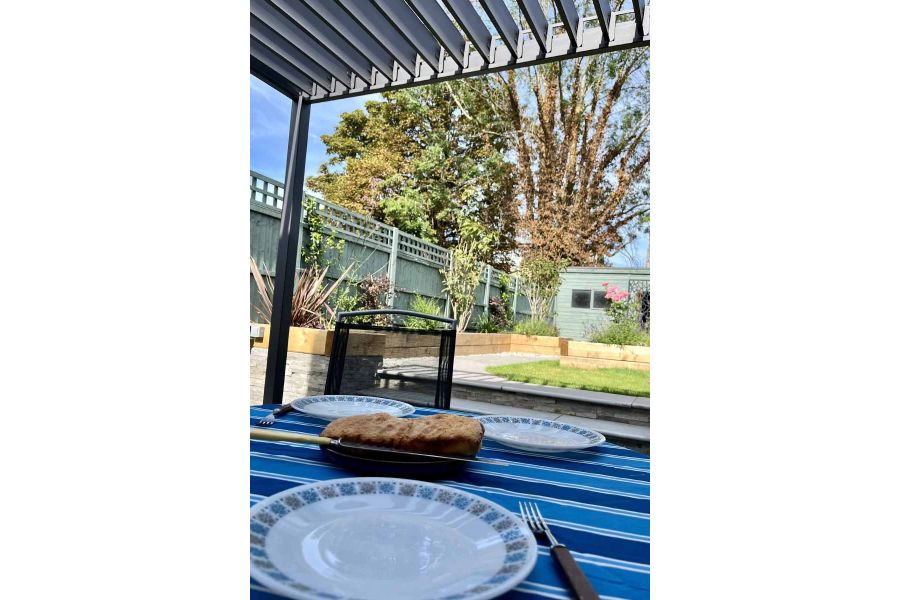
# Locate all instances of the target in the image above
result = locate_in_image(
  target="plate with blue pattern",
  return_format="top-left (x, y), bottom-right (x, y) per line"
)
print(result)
top-left (290, 395), bottom-right (415, 421)
top-left (474, 416), bottom-right (605, 452)
top-left (250, 477), bottom-right (537, 600)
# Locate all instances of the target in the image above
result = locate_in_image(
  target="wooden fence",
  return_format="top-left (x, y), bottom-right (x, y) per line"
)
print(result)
top-left (250, 170), bottom-right (532, 326)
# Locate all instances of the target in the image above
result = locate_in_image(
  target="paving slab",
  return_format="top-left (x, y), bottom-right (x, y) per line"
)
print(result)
top-left (631, 396), bottom-right (651, 409)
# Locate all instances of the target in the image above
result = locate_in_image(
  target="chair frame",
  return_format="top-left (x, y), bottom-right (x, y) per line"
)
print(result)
top-left (324, 309), bottom-right (457, 409)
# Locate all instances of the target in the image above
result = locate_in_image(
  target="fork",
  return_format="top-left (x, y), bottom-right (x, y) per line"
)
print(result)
top-left (520, 501), bottom-right (600, 600)
top-left (256, 403), bottom-right (295, 426)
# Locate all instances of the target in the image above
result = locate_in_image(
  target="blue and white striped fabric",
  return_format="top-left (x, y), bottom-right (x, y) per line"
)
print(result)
top-left (250, 404), bottom-right (650, 600)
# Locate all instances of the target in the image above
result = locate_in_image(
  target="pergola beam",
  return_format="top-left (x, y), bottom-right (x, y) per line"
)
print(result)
top-left (631, 0), bottom-right (646, 39)
top-left (262, 0), bottom-right (374, 84)
top-left (250, 58), bottom-right (305, 99)
top-left (250, 37), bottom-right (314, 96)
top-left (553, 0), bottom-right (581, 49)
top-left (479, 0), bottom-right (520, 57)
top-left (307, 19), bottom-right (646, 103)
top-left (591, 0), bottom-right (613, 44)
top-left (371, 0), bottom-right (443, 73)
top-left (250, 19), bottom-right (335, 91)
top-left (444, 0), bottom-right (494, 65)
top-left (407, 0), bottom-right (468, 69)
top-left (516, 0), bottom-right (550, 54)
top-left (336, 0), bottom-right (420, 77)
top-left (294, 0), bottom-right (394, 81)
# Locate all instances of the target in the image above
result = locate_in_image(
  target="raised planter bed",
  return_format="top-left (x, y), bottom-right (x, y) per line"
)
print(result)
top-left (381, 332), bottom-right (513, 359)
top-left (380, 332), bottom-right (562, 358)
top-left (561, 340), bottom-right (650, 371)
top-left (509, 334), bottom-right (562, 355)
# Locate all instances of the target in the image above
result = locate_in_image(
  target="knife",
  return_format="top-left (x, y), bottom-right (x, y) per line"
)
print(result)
top-left (250, 428), bottom-right (508, 466)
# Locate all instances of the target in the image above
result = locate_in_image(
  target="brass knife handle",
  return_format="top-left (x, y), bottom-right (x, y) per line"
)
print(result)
top-left (250, 428), bottom-right (334, 445)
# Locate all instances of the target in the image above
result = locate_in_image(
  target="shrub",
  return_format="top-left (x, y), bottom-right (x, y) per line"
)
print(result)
top-left (587, 320), bottom-right (650, 346)
top-left (354, 273), bottom-right (392, 326)
top-left (357, 273), bottom-right (391, 310)
top-left (301, 195), bottom-right (345, 269)
top-left (441, 241), bottom-right (482, 331)
top-left (590, 281), bottom-right (650, 345)
top-left (512, 319), bottom-right (559, 337)
top-left (405, 295), bottom-right (443, 330)
top-left (250, 256), bottom-right (351, 329)
top-left (487, 296), bottom-right (510, 330)
top-left (324, 283), bottom-right (362, 329)
top-left (473, 313), bottom-right (501, 333)
top-left (519, 255), bottom-right (568, 323)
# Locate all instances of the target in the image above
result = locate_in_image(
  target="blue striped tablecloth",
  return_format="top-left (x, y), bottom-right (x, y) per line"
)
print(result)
top-left (250, 404), bottom-right (649, 600)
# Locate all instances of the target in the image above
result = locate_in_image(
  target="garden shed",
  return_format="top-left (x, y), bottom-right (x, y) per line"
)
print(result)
top-left (555, 266), bottom-right (650, 340)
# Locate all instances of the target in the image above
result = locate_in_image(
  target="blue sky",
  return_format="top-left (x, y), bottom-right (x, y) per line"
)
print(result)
top-left (250, 76), bottom-right (373, 181)
top-left (250, 76), bottom-right (647, 267)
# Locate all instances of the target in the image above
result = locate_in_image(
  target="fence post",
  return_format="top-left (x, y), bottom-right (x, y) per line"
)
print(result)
top-left (482, 265), bottom-right (492, 316)
top-left (512, 276), bottom-right (519, 320)
top-left (444, 252), bottom-right (453, 318)
top-left (387, 227), bottom-right (399, 307)
top-left (297, 192), bottom-right (306, 269)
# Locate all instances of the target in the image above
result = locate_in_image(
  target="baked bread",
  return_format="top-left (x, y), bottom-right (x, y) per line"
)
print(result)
top-left (322, 412), bottom-right (484, 457)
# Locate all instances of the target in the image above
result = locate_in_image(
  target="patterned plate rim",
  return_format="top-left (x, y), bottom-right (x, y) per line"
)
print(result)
top-left (473, 415), bottom-right (606, 448)
top-left (290, 395), bottom-right (415, 418)
top-left (250, 477), bottom-right (538, 600)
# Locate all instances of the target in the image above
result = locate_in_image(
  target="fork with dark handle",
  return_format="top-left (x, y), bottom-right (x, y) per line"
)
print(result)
top-left (520, 501), bottom-right (600, 600)
top-left (256, 403), bottom-right (295, 426)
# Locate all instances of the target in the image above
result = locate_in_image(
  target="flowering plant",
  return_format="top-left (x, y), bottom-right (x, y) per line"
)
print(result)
top-left (603, 283), bottom-right (630, 304)
top-left (601, 282), bottom-right (638, 325)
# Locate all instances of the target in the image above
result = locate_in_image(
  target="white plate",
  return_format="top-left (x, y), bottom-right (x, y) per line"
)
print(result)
top-left (250, 478), bottom-right (537, 600)
top-left (474, 416), bottom-right (606, 452)
top-left (290, 395), bottom-right (415, 421)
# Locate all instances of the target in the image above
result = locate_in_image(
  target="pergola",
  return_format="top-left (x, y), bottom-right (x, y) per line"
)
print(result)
top-left (251, 0), bottom-right (650, 404)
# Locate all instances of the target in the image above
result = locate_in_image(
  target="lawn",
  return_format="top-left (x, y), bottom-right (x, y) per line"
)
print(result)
top-left (486, 360), bottom-right (650, 397)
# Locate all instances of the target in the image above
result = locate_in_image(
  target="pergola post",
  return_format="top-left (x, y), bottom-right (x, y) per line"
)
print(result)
top-left (263, 95), bottom-right (311, 405)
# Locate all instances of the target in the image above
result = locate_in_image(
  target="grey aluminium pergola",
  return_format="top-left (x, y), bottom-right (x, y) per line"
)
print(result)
top-left (251, 0), bottom-right (650, 404)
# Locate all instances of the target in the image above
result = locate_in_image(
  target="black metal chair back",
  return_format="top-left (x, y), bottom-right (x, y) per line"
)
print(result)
top-left (324, 309), bottom-right (457, 409)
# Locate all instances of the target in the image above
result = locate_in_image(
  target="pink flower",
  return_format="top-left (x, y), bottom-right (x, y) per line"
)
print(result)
top-left (601, 281), bottom-right (609, 287)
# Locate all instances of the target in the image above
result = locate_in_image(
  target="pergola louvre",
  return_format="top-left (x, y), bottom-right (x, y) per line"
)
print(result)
top-left (251, 0), bottom-right (650, 404)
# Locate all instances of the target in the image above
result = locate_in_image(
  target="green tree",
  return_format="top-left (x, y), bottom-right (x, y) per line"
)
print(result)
top-left (307, 84), bottom-right (518, 269)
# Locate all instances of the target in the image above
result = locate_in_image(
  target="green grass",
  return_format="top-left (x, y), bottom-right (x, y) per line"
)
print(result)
top-left (486, 360), bottom-right (650, 397)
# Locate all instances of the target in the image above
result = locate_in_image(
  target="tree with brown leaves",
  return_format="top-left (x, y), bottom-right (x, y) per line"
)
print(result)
top-left (481, 45), bottom-right (650, 265)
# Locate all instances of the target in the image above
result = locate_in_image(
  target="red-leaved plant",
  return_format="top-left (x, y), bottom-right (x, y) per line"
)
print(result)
top-left (250, 256), bottom-right (351, 329)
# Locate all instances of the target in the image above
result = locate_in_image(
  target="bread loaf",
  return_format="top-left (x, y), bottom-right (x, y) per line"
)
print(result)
top-left (322, 412), bottom-right (484, 457)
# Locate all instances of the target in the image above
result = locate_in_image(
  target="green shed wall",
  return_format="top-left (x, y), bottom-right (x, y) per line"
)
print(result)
top-left (554, 268), bottom-right (650, 340)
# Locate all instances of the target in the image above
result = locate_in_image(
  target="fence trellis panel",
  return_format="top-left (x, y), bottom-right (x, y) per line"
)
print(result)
top-left (249, 171), bottom-right (531, 326)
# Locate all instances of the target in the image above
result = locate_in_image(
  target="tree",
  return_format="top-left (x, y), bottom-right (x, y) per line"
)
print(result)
top-left (441, 218), bottom-right (498, 331)
top-left (518, 254), bottom-right (569, 323)
top-left (484, 44), bottom-right (650, 265)
top-left (307, 85), bottom-right (519, 269)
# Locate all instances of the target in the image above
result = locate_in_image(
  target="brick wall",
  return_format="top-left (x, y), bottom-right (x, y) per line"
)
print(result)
top-left (249, 348), bottom-right (382, 405)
